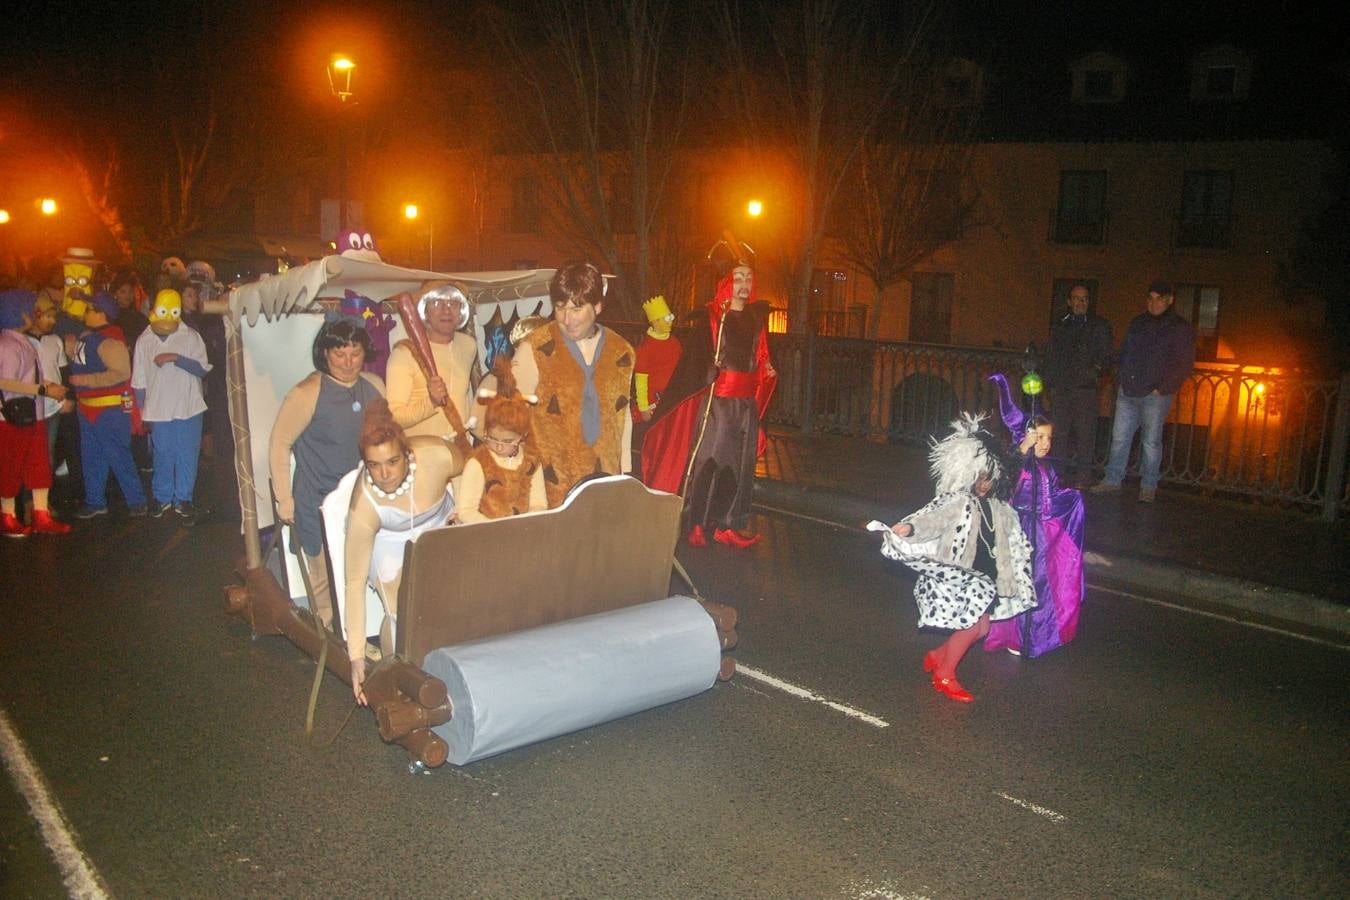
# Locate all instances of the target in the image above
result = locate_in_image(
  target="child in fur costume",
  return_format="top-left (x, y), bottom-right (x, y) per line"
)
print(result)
top-left (457, 357), bottom-right (547, 524)
top-left (868, 413), bottom-right (1036, 702)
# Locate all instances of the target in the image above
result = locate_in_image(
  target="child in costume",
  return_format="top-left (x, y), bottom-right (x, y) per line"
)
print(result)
top-left (982, 374), bottom-right (1085, 658)
top-left (0, 291), bottom-right (72, 536)
top-left (457, 357), bottom-right (546, 524)
top-left (632, 295), bottom-right (682, 423)
top-left (132, 289), bottom-right (212, 521)
top-left (869, 413), bottom-right (1035, 702)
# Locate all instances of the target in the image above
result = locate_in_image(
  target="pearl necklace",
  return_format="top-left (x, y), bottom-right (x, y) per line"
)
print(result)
top-left (366, 453), bottom-right (417, 500)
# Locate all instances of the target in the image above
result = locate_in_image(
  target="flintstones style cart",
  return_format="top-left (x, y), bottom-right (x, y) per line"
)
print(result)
top-left (216, 256), bottom-right (738, 769)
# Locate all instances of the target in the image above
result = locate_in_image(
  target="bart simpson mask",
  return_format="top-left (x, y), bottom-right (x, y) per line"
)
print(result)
top-left (149, 289), bottom-right (183, 335)
top-left (643, 295), bottom-right (674, 339)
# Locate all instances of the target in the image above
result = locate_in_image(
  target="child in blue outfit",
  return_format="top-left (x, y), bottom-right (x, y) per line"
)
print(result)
top-left (131, 289), bottom-right (212, 521)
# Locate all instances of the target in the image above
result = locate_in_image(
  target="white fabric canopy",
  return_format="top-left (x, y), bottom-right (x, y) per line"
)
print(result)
top-left (226, 256), bottom-right (554, 325)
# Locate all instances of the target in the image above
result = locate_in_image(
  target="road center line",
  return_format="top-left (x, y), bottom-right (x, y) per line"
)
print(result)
top-left (995, 790), bottom-right (1068, 823)
top-left (0, 707), bottom-right (111, 899)
top-left (735, 664), bottom-right (890, 728)
top-left (1092, 584), bottom-right (1349, 649)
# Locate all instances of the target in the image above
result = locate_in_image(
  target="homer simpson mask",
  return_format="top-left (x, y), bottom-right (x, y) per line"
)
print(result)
top-left (149, 289), bottom-right (183, 335)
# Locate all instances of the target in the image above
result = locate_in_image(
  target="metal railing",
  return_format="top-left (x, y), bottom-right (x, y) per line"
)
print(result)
top-left (763, 331), bottom-right (1350, 519)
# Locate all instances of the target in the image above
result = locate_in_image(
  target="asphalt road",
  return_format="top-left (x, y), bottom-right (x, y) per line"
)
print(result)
top-left (1, 508), bottom-right (1346, 899)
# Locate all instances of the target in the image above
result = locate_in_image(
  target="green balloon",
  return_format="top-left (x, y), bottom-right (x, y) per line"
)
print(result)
top-left (1021, 372), bottom-right (1044, 396)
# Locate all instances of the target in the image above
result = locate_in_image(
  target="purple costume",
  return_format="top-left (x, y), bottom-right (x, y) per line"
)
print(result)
top-left (341, 291), bottom-right (396, 380)
top-left (984, 374), bottom-right (1085, 657)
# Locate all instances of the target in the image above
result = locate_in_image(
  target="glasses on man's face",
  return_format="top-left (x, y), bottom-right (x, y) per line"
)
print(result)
top-left (485, 434), bottom-right (523, 448)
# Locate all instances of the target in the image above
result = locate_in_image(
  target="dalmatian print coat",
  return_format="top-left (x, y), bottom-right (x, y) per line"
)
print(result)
top-left (876, 491), bottom-right (1036, 630)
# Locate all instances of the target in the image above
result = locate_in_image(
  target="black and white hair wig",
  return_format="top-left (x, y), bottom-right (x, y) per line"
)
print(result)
top-left (928, 413), bottom-right (1016, 499)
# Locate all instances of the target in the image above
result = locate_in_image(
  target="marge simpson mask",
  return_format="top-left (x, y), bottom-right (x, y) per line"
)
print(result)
top-left (149, 289), bottom-right (183, 335)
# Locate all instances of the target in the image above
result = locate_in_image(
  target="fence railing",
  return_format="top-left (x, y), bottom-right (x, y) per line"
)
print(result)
top-left (609, 321), bottom-right (1350, 519)
top-left (764, 332), bottom-right (1350, 519)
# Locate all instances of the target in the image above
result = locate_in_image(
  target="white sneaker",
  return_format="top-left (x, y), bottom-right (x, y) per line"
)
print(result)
top-left (55, 462), bottom-right (69, 477)
top-left (1007, 647), bottom-right (1022, 657)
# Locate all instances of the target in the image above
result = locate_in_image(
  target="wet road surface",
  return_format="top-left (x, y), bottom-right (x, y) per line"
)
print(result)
top-left (1, 508), bottom-right (1346, 898)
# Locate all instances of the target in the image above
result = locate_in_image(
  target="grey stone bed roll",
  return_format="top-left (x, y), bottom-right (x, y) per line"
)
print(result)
top-left (422, 595), bottom-right (721, 765)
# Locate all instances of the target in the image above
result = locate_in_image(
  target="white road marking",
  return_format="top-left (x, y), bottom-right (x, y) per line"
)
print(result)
top-left (1093, 584), bottom-right (1349, 649)
top-left (736, 664), bottom-right (890, 728)
top-left (995, 790), bottom-right (1068, 823)
top-left (0, 707), bottom-right (111, 899)
top-left (842, 878), bottom-right (932, 899)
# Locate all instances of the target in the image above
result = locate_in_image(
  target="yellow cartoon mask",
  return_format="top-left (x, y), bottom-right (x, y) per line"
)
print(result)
top-left (61, 261), bottom-right (94, 318)
top-left (643, 295), bottom-right (674, 338)
top-left (149, 289), bottom-right (183, 335)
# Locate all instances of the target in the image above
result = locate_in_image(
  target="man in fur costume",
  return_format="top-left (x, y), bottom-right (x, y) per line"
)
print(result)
top-left (868, 414), bottom-right (1036, 703)
top-left (457, 357), bottom-right (547, 523)
top-left (641, 242), bottom-right (776, 549)
top-left (512, 261), bottom-right (634, 508)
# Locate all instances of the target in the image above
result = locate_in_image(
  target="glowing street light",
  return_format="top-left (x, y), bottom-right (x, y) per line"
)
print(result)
top-left (40, 198), bottom-right (58, 216)
top-left (404, 203), bottom-right (431, 269)
top-left (327, 54), bottom-right (356, 103)
top-left (746, 199), bottom-right (764, 218)
top-left (0, 210), bottom-right (10, 224)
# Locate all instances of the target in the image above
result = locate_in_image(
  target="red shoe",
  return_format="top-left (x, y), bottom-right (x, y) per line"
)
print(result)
top-left (31, 510), bottom-right (72, 535)
top-left (686, 525), bottom-right (707, 547)
top-left (1, 512), bottom-right (31, 538)
top-left (922, 651), bottom-right (941, 673)
top-left (932, 674), bottom-right (974, 703)
top-left (713, 528), bottom-right (762, 549)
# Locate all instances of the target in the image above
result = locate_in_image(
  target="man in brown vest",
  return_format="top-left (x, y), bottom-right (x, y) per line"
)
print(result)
top-left (512, 261), bottom-right (634, 507)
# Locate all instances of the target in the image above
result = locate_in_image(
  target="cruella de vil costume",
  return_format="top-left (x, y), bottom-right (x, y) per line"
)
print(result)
top-left (869, 413), bottom-right (1035, 702)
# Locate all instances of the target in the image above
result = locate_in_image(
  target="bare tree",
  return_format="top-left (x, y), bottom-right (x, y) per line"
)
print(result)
top-left (493, 0), bottom-right (700, 317)
top-left (837, 85), bottom-right (982, 339)
top-left (63, 139), bottom-right (136, 264)
top-left (715, 0), bottom-right (937, 333)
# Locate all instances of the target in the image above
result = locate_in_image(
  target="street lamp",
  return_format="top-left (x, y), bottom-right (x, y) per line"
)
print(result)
top-left (747, 199), bottom-right (764, 218)
top-left (40, 198), bottom-right (58, 216)
top-left (38, 198), bottom-right (58, 257)
top-left (327, 54), bottom-right (356, 103)
top-left (327, 54), bottom-right (356, 231)
top-left (0, 210), bottom-right (10, 224)
top-left (404, 203), bottom-right (432, 270)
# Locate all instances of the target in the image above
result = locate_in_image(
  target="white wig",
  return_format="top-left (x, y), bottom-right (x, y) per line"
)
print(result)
top-left (416, 280), bottom-right (472, 327)
top-left (928, 412), bottom-right (1008, 496)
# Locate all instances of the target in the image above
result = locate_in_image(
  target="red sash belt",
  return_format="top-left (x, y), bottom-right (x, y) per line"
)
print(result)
top-left (713, 369), bottom-right (757, 398)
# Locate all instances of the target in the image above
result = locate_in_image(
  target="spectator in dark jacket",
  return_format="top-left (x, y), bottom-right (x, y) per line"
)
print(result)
top-left (1045, 283), bottom-right (1112, 483)
top-left (1092, 280), bottom-right (1195, 502)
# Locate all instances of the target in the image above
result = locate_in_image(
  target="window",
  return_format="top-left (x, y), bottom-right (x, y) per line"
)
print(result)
top-left (510, 175), bottom-right (541, 234)
top-left (1174, 284), bottom-right (1222, 361)
top-left (811, 269), bottom-right (857, 336)
top-left (1205, 66), bottom-right (1237, 96)
top-left (1190, 45), bottom-right (1251, 101)
top-left (1071, 52), bottom-right (1126, 103)
top-left (1053, 170), bottom-right (1108, 244)
top-left (909, 272), bottom-right (954, 344)
top-left (1177, 171), bottom-right (1233, 248)
top-left (1049, 278), bottom-right (1100, 327)
top-left (1083, 70), bottom-right (1115, 100)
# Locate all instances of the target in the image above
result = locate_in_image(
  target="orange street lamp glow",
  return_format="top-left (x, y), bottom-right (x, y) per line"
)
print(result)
top-left (328, 53), bottom-right (357, 102)
top-left (747, 199), bottom-right (763, 218)
top-left (0, 209), bottom-right (10, 224)
top-left (1255, 382), bottom-right (1267, 395)
top-left (40, 198), bottom-right (57, 216)
top-left (404, 203), bottom-right (419, 220)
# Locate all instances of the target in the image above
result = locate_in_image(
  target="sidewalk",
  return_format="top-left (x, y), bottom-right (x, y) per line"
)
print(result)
top-left (753, 427), bottom-right (1350, 641)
